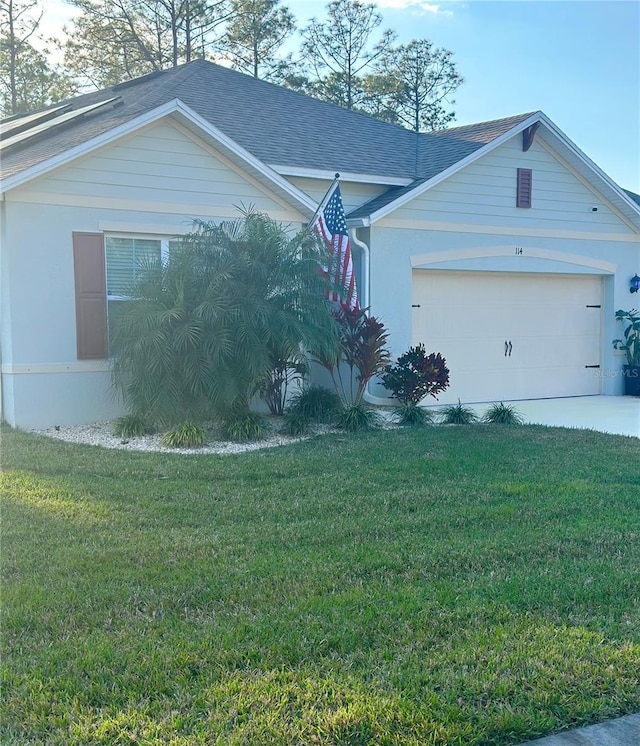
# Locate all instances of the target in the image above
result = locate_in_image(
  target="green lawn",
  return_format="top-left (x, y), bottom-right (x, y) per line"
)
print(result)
top-left (1, 424), bottom-right (639, 745)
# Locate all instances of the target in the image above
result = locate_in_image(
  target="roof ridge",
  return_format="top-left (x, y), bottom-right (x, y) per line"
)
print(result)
top-left (190, 60), bottom-right (420, 139)
top-left (112, 61), bottom-right (205, 112)
top-left (427, 110), bottom-right (541, 136)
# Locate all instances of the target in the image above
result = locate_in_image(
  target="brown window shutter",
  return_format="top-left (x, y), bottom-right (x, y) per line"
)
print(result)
top-left (73, 232), bottom-right (108, 360)
top-left (516, 168), bottom-right (532, 208)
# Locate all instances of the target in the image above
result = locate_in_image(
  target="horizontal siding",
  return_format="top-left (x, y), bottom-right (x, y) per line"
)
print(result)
top-left (288, 177), bottom-right (387, 213)
top-left (26, 122), bottom-right (301, 218)
top-left (385, 135), bottom-right (634, 235)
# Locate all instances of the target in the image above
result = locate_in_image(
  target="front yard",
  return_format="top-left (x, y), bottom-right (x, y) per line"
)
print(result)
top-left (1, 424), bottom-right (639, 745)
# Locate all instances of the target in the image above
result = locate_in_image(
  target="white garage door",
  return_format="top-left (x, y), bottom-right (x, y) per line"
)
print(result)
top-left (411, 270), bottom-right (602, 405)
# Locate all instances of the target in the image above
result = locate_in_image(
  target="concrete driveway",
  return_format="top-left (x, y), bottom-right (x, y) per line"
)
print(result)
top-left (516, 712), bottom-right (640, 745)
top-left (473, 396), bottom-right (640, 438)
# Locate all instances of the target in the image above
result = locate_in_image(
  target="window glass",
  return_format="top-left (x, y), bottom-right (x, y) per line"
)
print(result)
top-left (105, 235), bottom-right (167, 354)
top-left (105, 237), bottom-right (161, 297)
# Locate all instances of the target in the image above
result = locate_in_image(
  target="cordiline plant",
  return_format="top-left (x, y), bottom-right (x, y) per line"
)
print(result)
top-left (313, 305), bottom-right (390, 407)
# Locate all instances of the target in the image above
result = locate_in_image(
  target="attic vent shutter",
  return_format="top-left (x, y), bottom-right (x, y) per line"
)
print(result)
top-left (516, 168), bottom-right (532, 208)
top-left (73, 232), bottom-right (108, 360)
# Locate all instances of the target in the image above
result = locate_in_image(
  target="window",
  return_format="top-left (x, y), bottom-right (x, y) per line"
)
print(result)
top-left (105, 235), bottom-right (178, 349)
top-left (105, 236), bottom-right (163, 298)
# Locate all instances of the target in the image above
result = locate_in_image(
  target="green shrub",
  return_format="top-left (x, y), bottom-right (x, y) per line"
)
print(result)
top-left (482, 402), bottom-right (525, 425)
top-left (112, 414), bottom-right (151, 438)
top-left (220, 411), bottom-right (267, 442)
top-left (287, 385), bottom-right (341, 422)
top-left (394, 402), bottom-right (435, 427)
top-left (161, 421), bottom-right (207, 448)
top-left (281, 411), bottom-right (311, 436)
top-left (335, 403), bottom-right (380, 432)
top-left (439, 400), bottom-right (478, 425)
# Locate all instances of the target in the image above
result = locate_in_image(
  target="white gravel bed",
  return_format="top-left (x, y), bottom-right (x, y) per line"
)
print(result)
top-left (31, 420), bottom-right (320, 455)
top-left (32, 412), bottom-right (399, 455)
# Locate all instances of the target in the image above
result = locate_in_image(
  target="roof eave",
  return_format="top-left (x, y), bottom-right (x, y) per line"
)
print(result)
top-left (270, 164), bottom-right (413, 187)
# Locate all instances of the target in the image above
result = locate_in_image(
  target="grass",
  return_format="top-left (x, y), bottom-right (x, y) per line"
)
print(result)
top-left (1, 423), bottom-right (639, 745)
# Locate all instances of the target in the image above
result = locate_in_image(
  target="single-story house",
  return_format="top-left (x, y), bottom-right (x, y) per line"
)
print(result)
top-left (1, 59), bottom-right (639, 428)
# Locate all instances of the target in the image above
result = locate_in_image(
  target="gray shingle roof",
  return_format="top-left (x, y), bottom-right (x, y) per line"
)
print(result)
top-left (624, 189), bottom-right (640, 207)
top-left (0, 60), bottom-right (537, 215)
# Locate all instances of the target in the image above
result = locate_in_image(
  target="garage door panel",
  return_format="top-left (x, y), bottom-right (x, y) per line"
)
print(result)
top-left (411, 270), bottom-right (602, 404)
top-left (516, 308), bottom-right (600, 337)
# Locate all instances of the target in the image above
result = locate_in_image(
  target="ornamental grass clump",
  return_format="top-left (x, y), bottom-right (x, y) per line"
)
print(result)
top-left (161, 421), bottom-right (207, 448)
top-left (220, 411), bottom-right (267, 442)
top-left (280, 410), bottom-right (311, 436)
top-left (112, 413), bottom-right (151, 438)
top-left (482, 402), bottom-right (525, 425)
top-left (394, 401), bottom-right (436, 427)
top-left (286, 385), bottom-right (341, 422)
top-left (335, 403), bottom-right (381, 432)
top-left (439, 400), bottom-right (478, 425)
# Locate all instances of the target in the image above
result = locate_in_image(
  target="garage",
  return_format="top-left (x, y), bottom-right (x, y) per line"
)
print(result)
top-left (411, 270), bottom-right (603, 405)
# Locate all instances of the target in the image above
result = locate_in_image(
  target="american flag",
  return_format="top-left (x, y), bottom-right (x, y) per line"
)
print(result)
top-left (311, 182), bottom-right (358, 310)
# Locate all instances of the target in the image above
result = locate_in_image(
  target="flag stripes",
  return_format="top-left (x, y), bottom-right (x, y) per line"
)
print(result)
top-left (311, 182), bottom-right (358, 310)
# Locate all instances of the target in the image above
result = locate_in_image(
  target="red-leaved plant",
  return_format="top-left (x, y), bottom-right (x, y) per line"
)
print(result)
top-left (314, 305), bottom-right (390, 407)
top-left (381, 344), bottom-right (450, 404)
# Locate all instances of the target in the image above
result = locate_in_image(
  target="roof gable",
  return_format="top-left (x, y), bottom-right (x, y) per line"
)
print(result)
top-left (0, 97), bottom-right (318, 218)
top-left (348, 112), bottom-right (640, 230)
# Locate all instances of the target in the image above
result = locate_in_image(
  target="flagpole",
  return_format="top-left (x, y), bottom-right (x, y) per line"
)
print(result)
top-left (308, 172), bottom-right (340, 228)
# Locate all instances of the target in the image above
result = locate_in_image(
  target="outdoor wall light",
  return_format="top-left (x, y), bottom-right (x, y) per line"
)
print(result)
top-left (630, 274), bottom-right (640, 293)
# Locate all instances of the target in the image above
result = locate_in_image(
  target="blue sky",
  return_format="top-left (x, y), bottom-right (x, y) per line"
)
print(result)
top-left (45, 0), bottom-right (640, 190)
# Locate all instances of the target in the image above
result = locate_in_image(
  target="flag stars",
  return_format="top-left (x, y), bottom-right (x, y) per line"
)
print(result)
top-left (325, 191), bottom-right (348, 235)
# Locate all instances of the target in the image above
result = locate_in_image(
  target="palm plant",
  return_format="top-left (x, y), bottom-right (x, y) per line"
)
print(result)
top-left (110, 246), bottom-right (230, 426)
top-left (111, 211), bottom-right (337, 425)
top-left (259, 345), bottom-right (309, 416)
